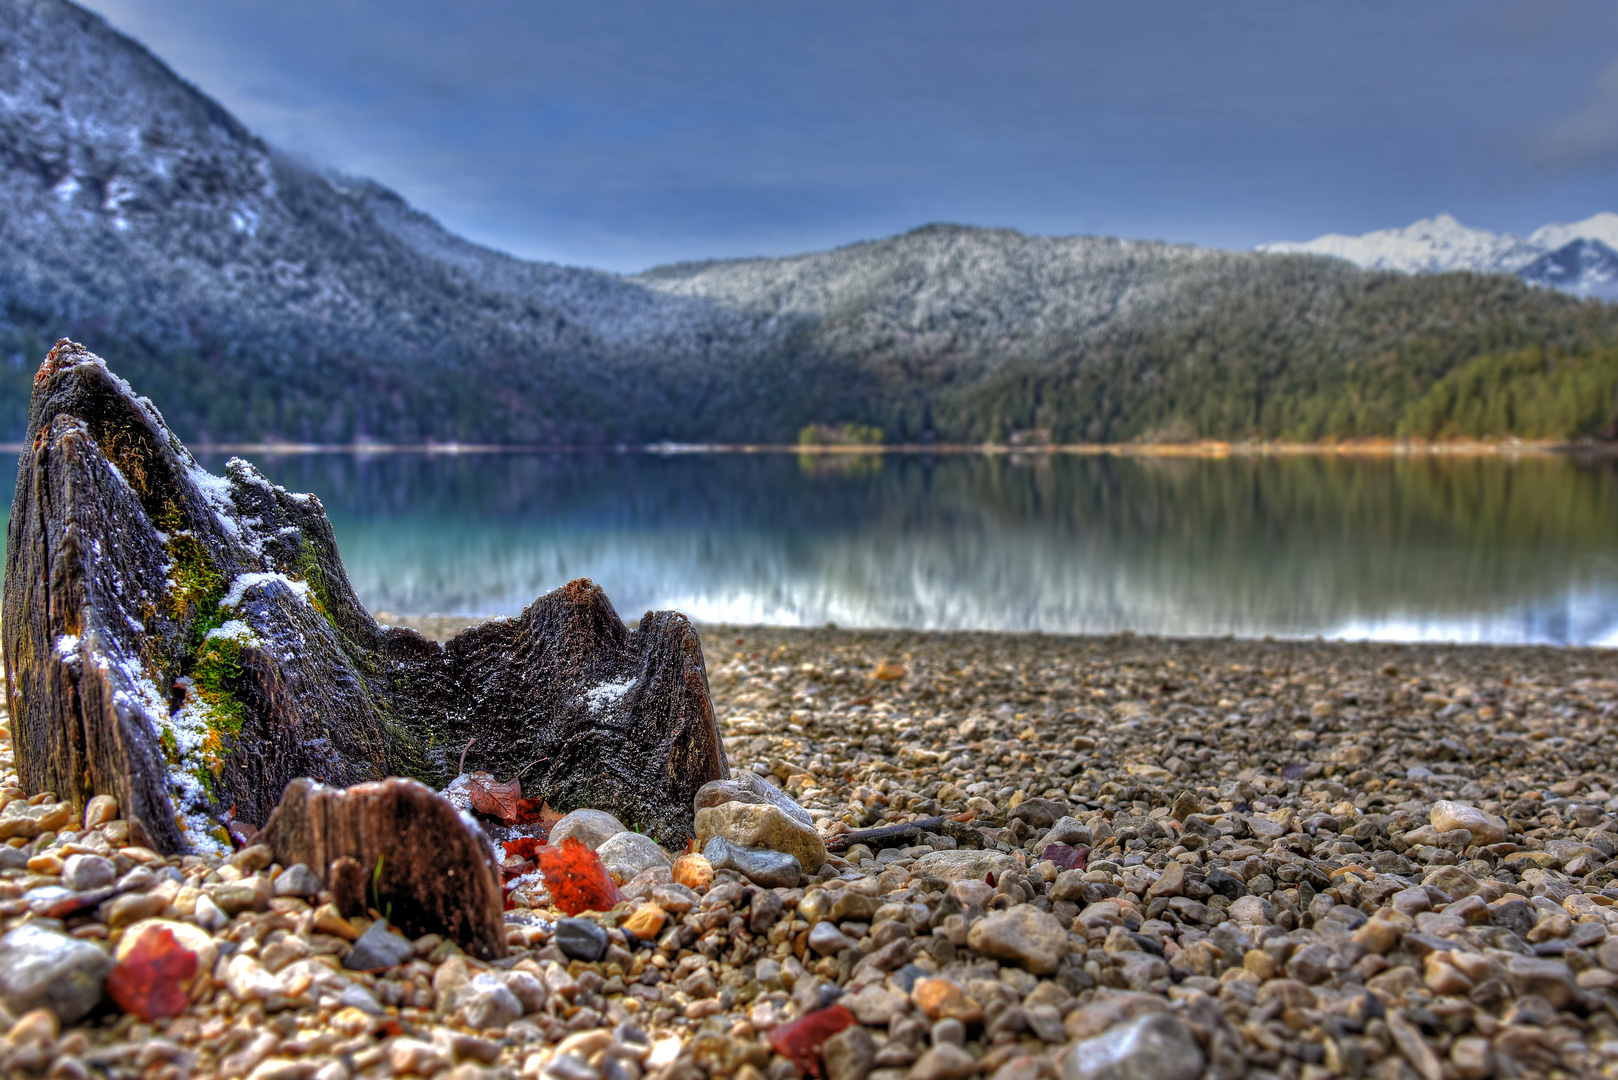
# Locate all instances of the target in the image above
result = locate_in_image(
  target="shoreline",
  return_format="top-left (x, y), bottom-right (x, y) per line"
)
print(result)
top-left (1, 439), bottom-right (1611, 458)
top-left (4, 621), bottom-right (1618, 1077)
top-left (376, 615), bottom-right (1618, 655)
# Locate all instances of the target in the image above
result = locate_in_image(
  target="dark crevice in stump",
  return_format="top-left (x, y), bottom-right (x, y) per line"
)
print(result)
top-left (3, 341), bottom-right (729, 866)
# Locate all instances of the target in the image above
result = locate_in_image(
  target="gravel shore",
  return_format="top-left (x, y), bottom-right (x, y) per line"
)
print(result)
top-left (4, 625), bottom-right (1618, 1080)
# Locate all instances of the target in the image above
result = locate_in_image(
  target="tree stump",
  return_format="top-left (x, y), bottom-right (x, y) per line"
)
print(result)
top-left (259, 778), bottom-right (507, 959)
top-left (3, 341), bottom-right (729, 857)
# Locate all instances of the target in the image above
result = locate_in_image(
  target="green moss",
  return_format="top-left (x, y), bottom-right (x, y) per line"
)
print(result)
top-left (295, 538), bottom-right (336, 622)
top-left (189, 763), bottom-right (217, 801)
top-left (157, 497), bottom-right (227, 637)
top-left (192, 629), bottom-right (248, 737)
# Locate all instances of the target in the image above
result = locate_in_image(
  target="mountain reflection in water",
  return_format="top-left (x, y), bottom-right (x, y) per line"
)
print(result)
top-left (146, 451), bottom-right (1618, 646)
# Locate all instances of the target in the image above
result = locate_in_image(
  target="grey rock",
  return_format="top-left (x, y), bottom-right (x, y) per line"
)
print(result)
top-left (693, 772), bottom-right (814, 827)
top-left (909, 1043), bottom-right (979, 1080)
top-left (1430, 801), bottom-right (1509, 845)
top-left (913, 849), bottom-right (1020, 882)
top-left (621, 865), bottom-right (674, 900)
top-left (555, 918), bottom-right (608, 963)
top-left (702, 835), bottom-right (802, 888)
top-left (339, 983), bottom-right (385, 1014)
top-left (1061, 1013), bottom-right (1205, 1080)
top-left (966, 905), bottom-right (1069, 974)
top-left (0, 923), bottom-right (113, 1023)
top-left (0, 846), bottom-right (27, 871)
top-left (455, 972), bottom-right (524, 1029)
top-left (747, 886), bottom-right (784, 934)
top-left (808, 921), bottom-right (857, 956)
top-left (548, 809), bottom-right (628, 851)
top-left (822, 1023), bottom-right (876, 1080)
top-left (273, 863), bottom-right (322, 898)
top-left (1505, 955), bottom-right (1577, 1008)
top-left (1008, 798), bottom-right (1069, 830)
top-left (1036, 816), bottom-right (1092, 855)
top-left (595, 831), bottom-right (672, 881)
top-left (694, 801), bottom-right (826, 872)
top-left (1203, 869), bottom-right (1245, 899)
top-left (499, 970), bottom-right (548, 1013)
top-left (343, 919), bottom-right (415, 971)
top-left (650, 882), bottom-right (700, 914)
top-left (61, 853), bottom-right (115, 892)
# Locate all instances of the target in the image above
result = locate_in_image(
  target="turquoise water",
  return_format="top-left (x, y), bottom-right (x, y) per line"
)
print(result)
top-left (155, 450), bottom-right (1618, 646)
top-left (5, 450), bottom-right (1615, 644)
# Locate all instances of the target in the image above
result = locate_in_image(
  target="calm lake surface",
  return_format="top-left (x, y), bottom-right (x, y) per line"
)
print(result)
top-left (158, 450), bottom-right (1618, 647)
top-left (5, 451), bottom-right (1615, 644)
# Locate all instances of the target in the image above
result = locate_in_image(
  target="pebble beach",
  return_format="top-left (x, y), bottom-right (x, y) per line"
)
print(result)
top-left (4, 623), bottom-right (1618, 1080)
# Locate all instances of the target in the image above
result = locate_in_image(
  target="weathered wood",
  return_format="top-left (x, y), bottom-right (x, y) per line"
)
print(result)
top-left (260, 778), bottom-right (506, 959)
top-left (3, 341), bottom-right (729, 860)
top-left (826, 816), bottom-right (986, 853)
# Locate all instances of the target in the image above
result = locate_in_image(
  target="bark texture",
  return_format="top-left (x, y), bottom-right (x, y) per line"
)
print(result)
top-left (3, 341), bottom-right (728, 859)
top-left (260, 778), bottom-right (506, 960)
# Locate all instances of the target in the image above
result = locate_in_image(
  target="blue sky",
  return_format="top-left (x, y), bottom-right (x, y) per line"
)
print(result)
top-left (82, 0), bottom-right (1618, 273)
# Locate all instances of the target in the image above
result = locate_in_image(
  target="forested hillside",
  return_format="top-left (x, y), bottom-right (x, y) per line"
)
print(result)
top-left (932, 271), bottom-right (1618, 444)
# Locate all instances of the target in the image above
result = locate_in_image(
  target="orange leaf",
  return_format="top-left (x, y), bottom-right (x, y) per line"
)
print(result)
top-left (502, 837), bottom-right (543, 862)
top-left (533, 836), bottom-right (624, 915)
top-left (512, 797), bottom-right (553, 829)
top-left (106, 926), bottom-right (197, 1021)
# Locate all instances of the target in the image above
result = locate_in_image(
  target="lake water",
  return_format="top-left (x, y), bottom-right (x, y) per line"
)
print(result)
top-left (144, 450), bottom-right (1618, 646)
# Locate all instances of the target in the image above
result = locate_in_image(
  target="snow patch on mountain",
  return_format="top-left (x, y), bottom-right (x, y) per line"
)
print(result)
top-left (1259, 212), bottom-right (1618, 298)
top-left (1258, 214), bottom-right (1543, 275)
top-left (1517, 239), bottom-right (1618, 302)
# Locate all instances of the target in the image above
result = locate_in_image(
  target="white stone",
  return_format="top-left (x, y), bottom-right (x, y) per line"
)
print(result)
top-left (1061, 1013), bottom-right (1205, 1080)
top-left (1430, 801), bottom-right (1509, 845)
top-left (912, 849), bottom-right (1019, 882)
top-left (595, 831), bottom-right (672, 880)
top-left (548, 809), bottom-right (628, 850)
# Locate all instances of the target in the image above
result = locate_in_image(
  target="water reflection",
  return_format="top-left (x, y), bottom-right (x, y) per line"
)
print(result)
top-left (162, 451), bottom-right (1618, 646)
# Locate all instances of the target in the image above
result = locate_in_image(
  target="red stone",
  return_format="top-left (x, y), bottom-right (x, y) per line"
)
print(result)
top-left (533, 836), bottom-right (624, 915)
top-left (1042, 842), bottom-right (1089, 871)
top-left (106, 926), bottom-right (197, 1021)
top-left (768, 1005), bottom-right (856, 1078)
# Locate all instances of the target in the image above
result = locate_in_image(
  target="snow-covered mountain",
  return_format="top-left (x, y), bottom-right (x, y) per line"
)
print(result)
top-left (1259, 213), bottom-right (1618, 297)
top-left (1517, 239), bottom-right (1618, 302)
top-left (1, 0), bottom-right (1611, 446)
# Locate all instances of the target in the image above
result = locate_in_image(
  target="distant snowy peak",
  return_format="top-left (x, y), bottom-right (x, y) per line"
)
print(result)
top-left (1518, 239), bottom-right (1618, 302)
top-left (1258, 214), bottom-right (1541, 275)
top-left (1528, 212), bottom-right (1618, 252)
top-left (1258, 212), bottom-right (1618, 295)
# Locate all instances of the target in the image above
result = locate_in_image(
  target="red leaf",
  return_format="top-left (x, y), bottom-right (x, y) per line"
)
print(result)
top-left (502, 837), bottom-right (544, 862)
top-left (1041, 843), bottom-right (1088, 871)
top-left (106, 926), bottom-right (198, 1021)
top-left (769, 1005), bottom-right (856, 1079)
top-left (533, 836), bottom-right (624, 915)
top-left (511, 797), bottom-right (555, 829)
top-left (464, 771), bottom-right (522, 822)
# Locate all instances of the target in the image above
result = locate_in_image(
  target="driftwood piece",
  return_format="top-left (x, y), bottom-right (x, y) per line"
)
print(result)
top-left (260, 778), bottom-right (506, 959)
top-left (825, 816), bottom-right (986, 853)
top-left (3, 341), bottom-right (728, 857)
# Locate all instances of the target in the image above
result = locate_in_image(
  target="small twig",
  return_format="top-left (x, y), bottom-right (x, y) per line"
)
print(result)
top-left (459, 737), bottom-right (477, 777)
top-left (512, 758), bottom-right (548, 782)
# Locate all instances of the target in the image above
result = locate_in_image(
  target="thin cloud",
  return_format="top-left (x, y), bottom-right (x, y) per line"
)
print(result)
top-left (1533, 57), bottom-right (1618, 169)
